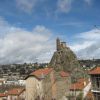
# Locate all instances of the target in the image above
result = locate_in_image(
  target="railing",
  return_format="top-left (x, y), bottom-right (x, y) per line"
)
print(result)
top-left (91, 87), bottom-right (100, 92)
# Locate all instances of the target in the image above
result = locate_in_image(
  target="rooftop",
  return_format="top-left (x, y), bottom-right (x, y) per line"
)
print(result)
top-left (89, 67), bottom-right (100, 75)
top-left (7, 88), bottom-right (25, 96)
top-left (0, 93), bottom-right (7, 97)
top-left (70, 78), bottom-right (89, 91)
top-left (60, 71), bottom-right (69, 77)
top-left (30, 68), bottom-right (53, 79)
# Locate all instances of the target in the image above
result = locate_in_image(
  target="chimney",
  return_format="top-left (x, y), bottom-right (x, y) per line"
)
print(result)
top-left (84, 81), bottom-right (86, 86)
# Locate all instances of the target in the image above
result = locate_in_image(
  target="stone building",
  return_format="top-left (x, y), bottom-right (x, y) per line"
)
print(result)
top-left (25, 38), bottom-right (87, 100)
top-left (0, 93), bottom-right (7, 100)
top-left (69, 78), bottom-right (91, 99)
top-left (56, 38), bottom-right (67, 51)
top-left (25, 68), bottom-right (54, 100)
top-left (0, 88), bottom-right (25, 100)
top-left (55, 71), bottom-right (70, 99)
top-left (7, 88), bottom-right (25, 100)
top-left (89, 67), bottom-right (100, 100)
top-left (25, 68), bottom-right (70, 100)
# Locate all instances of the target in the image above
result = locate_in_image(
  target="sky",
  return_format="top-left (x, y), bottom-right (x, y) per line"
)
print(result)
top-left (0, 0), bottom-right (100, 64)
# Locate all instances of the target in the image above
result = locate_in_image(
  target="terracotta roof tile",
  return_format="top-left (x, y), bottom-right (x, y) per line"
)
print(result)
top-left (89, 67), bottom-right (100, 75)
top-left (7, 88), bottom-right (25, 96)
top-left (70, 78), bottom-right (89, 91)
top-left (0, 93), bottom-right (7, 97)
top-left (60, 71), bottom-right (69, 77)
top-left (30, 68), bottom-right (53, 78)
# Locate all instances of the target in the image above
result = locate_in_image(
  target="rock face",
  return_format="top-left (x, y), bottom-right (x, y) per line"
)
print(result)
top-left (49, 38), bottom-right (85, 80)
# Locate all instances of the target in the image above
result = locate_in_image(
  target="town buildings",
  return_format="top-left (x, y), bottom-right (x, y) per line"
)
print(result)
top-left (25, 67), bottom-right (70, 100)
top-left (1, 38), bottom-right (100, 100)
top-left (25, 68), bottom-right (53, 100)
top-left (89, 67), bottom-right (100, 100)
top-left (0, 93), bottom-right (7, 100)
top-left (69, 78), bottom-right (91, 99)
top-left (0, 88), bottom-right (25, 100)
top-left (7, 88), bottom-right (25, 100)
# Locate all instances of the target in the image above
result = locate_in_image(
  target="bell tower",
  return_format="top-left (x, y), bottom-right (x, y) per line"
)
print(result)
top-left (56, 38), bottom-right (61, 51)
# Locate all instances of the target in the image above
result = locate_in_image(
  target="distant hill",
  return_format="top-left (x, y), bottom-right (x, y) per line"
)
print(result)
top-left (79, 59), bottom-right (100, 67)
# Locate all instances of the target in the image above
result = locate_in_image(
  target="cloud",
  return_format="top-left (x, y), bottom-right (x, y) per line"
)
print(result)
top-left (57, 0), bottom-right (73, 13)
top-left (16, 0), bottom-right (74, 14)
top-left (15, 0), bottom-right (92, 15)
top-left (16, 0), bottom-right (37, 13)
top-left (58, 22), bottom-right (84, 27)
top-left (0, 17), bottom-right (9, 26)
top-left (70, 28), bottom-right (100, 59)
top-left (0, 17), bottom-right (55, 64)
top-left (0, 16), bottom-right (11, 36)
top-left (84, 0), bottom-right (92, 5)
top-left (77, 42), bottom-right (100, 59)
top-left (70, 41), bottom-right (94, 52)
top-left (56, 0), bottom-right (93, 13)
top-left (77, 29), bottom-right (100, 40)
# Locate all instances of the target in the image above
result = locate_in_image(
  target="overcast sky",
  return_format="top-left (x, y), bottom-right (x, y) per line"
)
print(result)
top-left (0, 0), bottom-right (100, 64)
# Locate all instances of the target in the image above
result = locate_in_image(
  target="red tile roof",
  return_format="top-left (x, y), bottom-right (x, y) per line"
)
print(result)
top-left (60, 71), bottom-right (69, 77)
top-left (0, 93), bottom-right (7, 97)
top-left (70, 78), bottom-right (89, 91)
top-left (7, 88), bottom-right (25, 96)
top-left (89, 67), bottom-right (100, 75)
top-left (30, 68), bottom-right (53, 78)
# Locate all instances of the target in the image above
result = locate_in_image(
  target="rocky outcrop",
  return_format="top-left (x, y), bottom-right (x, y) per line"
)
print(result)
top-left (49, 38), bottom-right (85, 80)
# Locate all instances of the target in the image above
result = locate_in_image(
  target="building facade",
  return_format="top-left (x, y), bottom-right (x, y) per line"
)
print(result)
top-left (89, 67), bottom-right (100, 100)
top-left (25, 68), bottom-right (54, 100)
top-left (69, 78), bottom-right (91, 99)
top-left (25, 68), bottom-right (70, 100)
top-left (7, 88), bottom-right (25, 100)
top-left (0, 93), bottom-right (7, 100)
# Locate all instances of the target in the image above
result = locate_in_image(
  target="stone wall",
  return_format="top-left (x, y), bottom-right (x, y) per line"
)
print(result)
top-left (26, 76), bottom-right (43, 100)
top-left (25, 70), bottom-right (71, 100)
